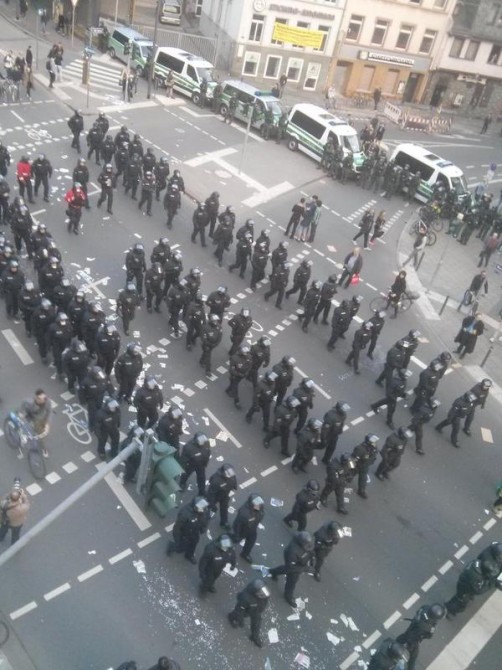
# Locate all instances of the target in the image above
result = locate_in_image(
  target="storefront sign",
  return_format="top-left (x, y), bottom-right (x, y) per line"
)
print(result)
top-left (272, 22), bottom-right (324, 49)
top-left (359, 50), bottom-right (415, 67)
top-left (269, 4), bottom-right (334, 21)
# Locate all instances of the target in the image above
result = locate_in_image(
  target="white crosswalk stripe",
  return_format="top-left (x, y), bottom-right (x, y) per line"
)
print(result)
top-left (61, 59), bottom-right (124, 90)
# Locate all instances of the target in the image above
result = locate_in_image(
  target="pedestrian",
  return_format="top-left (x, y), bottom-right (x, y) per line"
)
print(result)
top-left (283, 479), bottom-right (320, 530)
top-left (47, 53), bottom-right (56, 88)
top-left (403, 221), bottom-right (427, 268)
top-left (165, 69), bottom-right (175, 98)
top-left (478, 232), bottom-right (499, 267)
top-left (375, 427), bottom-right (413, 481)
top-left (345, 320), bottom-right (373, 374)
top-left (297, 196), bottom-right (317, 242)
top-left (269, 531), bottom-right (315, 607)
top-left (0, 481), bottom-right (30, 546)
top-left (352, 433), bottom-right (379, 499)
top-left (278, 72), bottom-right (288, 97)
top-left (224, 93), bottom-right (238, 124)
top-left (206, 463), bottom-right (237, 530)
top-left (166, 496), bottom-right (210, 564)
top-left (435, 391), bottom-right (476, 447)
top-left (373, 87), bottom-right (382, 110)
top-left (480, 114), bottom-right (492, 134)
top-left (54, 49), bottom-right (63, 82)
top-left (353, 209), bottom-right (374, 249)
top-left (463, 378), bottom-right (491, 436)
top-left (228, 579), bottom-right (270, 648)
top-left (367, 639), bottom-right (409, 670)
top-left (313, 520), bottom-right (342, 582)
top-left (232, 493), bottom-right (265, 563)
top-left (16, 156), bottom-right (34, 203)
top-left (370, 210), bottom-right (386, 244)
top-left (493, 483), bottom-right (502, 516)
top-left (338, 246), bottom-right (363, 288)
top-left (308, 199), bottom-right (323, 243)
top-left (395, 604), bottom-right (445, 670)
top-left (179, 432), bottom-right (211, 496)
top-left (454, 313), bottom-right (484, 358)
top-left (458, 271), bottom-right (488, 311)
top-left (284, 197), bottom-right (306, 239)
top-left (198, 534), bottom-right (236, 595)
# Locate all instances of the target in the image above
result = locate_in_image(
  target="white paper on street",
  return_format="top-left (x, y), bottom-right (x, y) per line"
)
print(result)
top-left (268, 628), bottom-right (279, 644)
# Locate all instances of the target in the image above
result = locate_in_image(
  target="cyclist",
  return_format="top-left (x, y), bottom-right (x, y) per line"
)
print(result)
top-left (20, 389), bottom-right (51, 458)
top-left (457, 270), bottom-right (488, 312)
top-left (386, 270), bottom-right (407, 319)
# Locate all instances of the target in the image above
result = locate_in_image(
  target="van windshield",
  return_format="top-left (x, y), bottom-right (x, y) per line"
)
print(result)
top-left (140, 45), bottom-right (153, 59)
top-left (451, 175), bottom-right (468, 195)
top-left (266, 100), bottom-right (282, 116)
top-left (343, 133), bottom-right (361, 153)
top-left (197, 67), bottom-right (215, 83)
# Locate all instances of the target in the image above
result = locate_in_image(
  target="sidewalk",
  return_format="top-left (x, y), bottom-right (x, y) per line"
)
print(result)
top-left (396, 211), bottom-right (502, 387)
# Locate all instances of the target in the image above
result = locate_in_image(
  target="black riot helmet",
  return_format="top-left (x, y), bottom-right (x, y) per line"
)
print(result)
top-left (218, 534), bottom-right (233, 552)
top-left (221, 463), bottom-right (235, 478)
top-left (194, 432), bottom-right (208, 447)
top-left (306, 479), bottom-right (320, 492)
top-left (251, 578), bottom-right (270, 599)
top-left (426, 603), bottom-right (446, 621)
top-left (324, 520), bottom-right (342, 538)
top-left (388, 642), bottom-right (410, 662)
top-left (335, 401), bottom-right (350, 414)
top-left (295, 531), bottom-right (314, 551)
top-left (192, 496), bottom-right (209, 514)
top-left (248, 494), bottom-right (264, 510)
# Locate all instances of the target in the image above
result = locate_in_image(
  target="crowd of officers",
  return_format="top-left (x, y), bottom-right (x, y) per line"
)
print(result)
top-left (1, 113), bottom-right (500, 666)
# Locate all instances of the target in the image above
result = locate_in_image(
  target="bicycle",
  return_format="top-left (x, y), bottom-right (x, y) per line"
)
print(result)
top-left (0, 618), bottom-right (9, 646)
top-left (3, 411), bottom-right (47, 480)
top-left (457, 289), bottom-right (484, 315)
top-left (418, 204), bottom-right (444, 233)
top-left (370, 289), bottom-right (418, 315)
top-left (407, 219), bottom-right (437, 246)
top-left (0, 79), bottom-right (20, 104)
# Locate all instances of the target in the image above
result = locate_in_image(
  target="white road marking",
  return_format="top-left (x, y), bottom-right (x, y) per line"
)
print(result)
top-left (242, 181), bottom-right (294, 208)
top-left (362, 630), bottom-right (382, 649)
top-left (426, 590), bottom-right (502, 670)
top-left (137, 532), bottom-right (161, 548)
top-left (484, 518), bottom-right (497, 531)
top-left (294, 366), bottom-right (331, 400)
top-left (261, 465), bottom-right (278, 477)
top-left (100, 469), bottom-right (152, 531)
top-left (439, 560), bottom-right (453, 575)
top-left (204, 408), bottom-right (242, 449)
top-left (383, 610), bottom-right (401, 629)
top-left (25, 483), bottom-right (42, 496)
top-left (45, 472), bottom-right (62, 484)
top-left (403, 593), bottom-right (420, 610)
top-left (350, 417), bottom-right (365, 426)
top-left (411, 356), bottom-right (427, 369)
top-left (421, 575), bottom-right (438, 591)
top-left (11, 111), bottom-right (24, 122)
top-left (469, 531), bottom-right (483, 545)
top-left (62, 461), bottom-right (78, 474)
top-left (239, 477), bottom-right (257, 489)
top-left (454, 545), bottom-right (469, 560)
top-left (44, 583), bottom-right (71, 601)
top-left (109, 548), bottom-right (133, 564)
top-left (340, 651), bottom-right (360, 670)
top-left (165, 523), bottom-right (174, 533)
top-left (1, 328), bottom-right (34, 365)
top-left (98, 100), bottom-right (157, 113)
top-left (10, 601), bottom-right (37, 620)
top-left (77, 564), bottom-right (104, 582)
top-left (480, 427), bottom-right (493, 443)
top-left (184, 147), bottom-right (237, 167)
top-left (179, 107), bottom-right (214, 118)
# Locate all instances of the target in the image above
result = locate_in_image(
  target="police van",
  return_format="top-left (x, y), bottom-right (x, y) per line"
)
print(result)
top-left (390, 143), bottom-right (469, 202)
top-left (285, 103), bottom-right (365, 171)
top-left (218, 80), bottom-right (284, 134)
top-left (152, 47), bottom-right (216, 104)
top-left (107, 26), bottom-right (153, 76)
top-left (159, 0), bottom-right (182, 26)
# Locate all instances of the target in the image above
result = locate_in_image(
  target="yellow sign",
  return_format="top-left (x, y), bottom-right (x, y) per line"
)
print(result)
top-left (272, 22), bottom-right (324, 49)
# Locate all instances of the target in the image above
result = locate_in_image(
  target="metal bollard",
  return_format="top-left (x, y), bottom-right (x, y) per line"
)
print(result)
top-left (439, 295), bottom-right (449, 315)
top-left (416, 252), bottom-right (425, 271)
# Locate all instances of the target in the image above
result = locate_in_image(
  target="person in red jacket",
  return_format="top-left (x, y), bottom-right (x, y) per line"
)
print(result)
top-left (64, 183), bottom-right (86, 234)
top-left (16, 156), bottom-right (34, 203)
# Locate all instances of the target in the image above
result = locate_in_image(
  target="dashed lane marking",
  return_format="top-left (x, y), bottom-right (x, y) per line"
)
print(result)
top-left (469, 531), bottom-right (483, 545)
top-left (362, 630), bottom-right (382, 649)
top-left (260, 465), bottom-right (278, 477)
top-left (1, 328), bottom-right (34, 365)
top-left (239, 477), bottom-right (258, 489)
top-left (109, 548), bottom-right (133, 564)
top-left (484, 518), bottom-right (497, 531)
top-left (77, 565), bottom-right (104, 582)
top-left (294, 365), bottom-right (331, 400)
top-left (45, 472), bottom-right (61, 485)
top-left (340, 652), bottom-right (359, 670)
top-left (10, 602), bottom-right (37, 621)
top-left (454, 545), bottom-right (469, 560)
top-left (439, 560), bottom-right (453, 575)
top-left (44, 583), bottom-right (71, 601)
top-left (421, 575), bottom-right (438, 592)
top-left (403, 593), bottom-right (420, 610)
top-left (137, 532), bottom-right (161, 549)
top-left (383, 610), bottom-right (401, 629)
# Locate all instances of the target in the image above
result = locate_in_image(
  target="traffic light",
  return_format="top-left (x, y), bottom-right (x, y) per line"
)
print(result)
top-left (148, 441), bottom-right (184, 517)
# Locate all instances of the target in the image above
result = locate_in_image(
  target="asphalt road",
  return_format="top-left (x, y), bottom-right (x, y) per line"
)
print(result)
top-left (0, 43), bottom-right (501, 670)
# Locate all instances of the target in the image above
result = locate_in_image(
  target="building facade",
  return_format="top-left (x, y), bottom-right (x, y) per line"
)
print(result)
top-left (424, 0), bottom-right (502, 113)
top-left (199, 0), bottom-right (346, 93)
top-left (334, 0), bottom-right (452, 103)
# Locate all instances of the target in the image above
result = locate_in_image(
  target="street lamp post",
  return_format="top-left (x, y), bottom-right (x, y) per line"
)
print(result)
top-left (35, 9), bottom-right (41, 71)
top-left (147, 0), bottom-right (160, 100)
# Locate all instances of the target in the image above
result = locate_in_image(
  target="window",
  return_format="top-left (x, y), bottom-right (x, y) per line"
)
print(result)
top-left (396, 24), bottom-right (413, 50)
top-left (271, 18), bottom-right (287, 46)
top-left (156, 52), bottom-right (183, 73)
top-left (242, 51), bottom-right (260, 76)
top-left (449, 37), bottom-right (464, 57)
top-left (292, 21), bottom-right (310, 49)
top-left (487, 3), bottom-right (501, 24)
top-left (287, 57), bottom-right (303, 82)
top-left (383, 68), bottom-right (399, 94)
top-left (346, 15), bottom-right (363, 42)
top-left (290, 110), bottom-right (325, 139)
top-left (187, 65), bottom-right (197, 82)
top-left (304, 63), bottom-right (321, 90)
top-left (371, 20), bottom-right (389, 46)
top-left (360, 65), bottom-right (375, 90)
top-left (409, 0), bottom-right (422, 4)
top-left (434, 0), bottom-right (447, 7)
top-left (465, 40), bottom-right (480, 60)
top-left (248, 14), bottom-right (265, 42)
top-left (488, 45), bottom-right (501, 65)
top-left (195, 0), bottom-right (203, 17)
top-left (419, 29), bottom-right (437, 54)
top-left (264, 55), bottom-right (282, 79)
top-left (313, 25), bottom-right (330, 53)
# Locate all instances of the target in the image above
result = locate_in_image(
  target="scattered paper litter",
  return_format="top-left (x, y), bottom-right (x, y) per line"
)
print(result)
top-left (195, 619), bottom-right (201, 626)
top-left (347, 617), bottom-right (359, 631)
top-left (294, 652), bottom-right (310, 668)
top-left (133, 560), bottom-right (146, 574)
top-left (258, 523), bottom-right (265, 530)
top-left (203, 417), bottom-right (210, 426)
top-left (268, 628), bottom-right (279, 644)
top-left (251, 564), bottom-right (270, 577)
top-left (270, 498), bottom-right (283, 507)
top-left (296, 598), bottom-right (306, 612)
top-left (287, 613), bottom-right (300, 621)
top-left (305, 611), bottom-right (312, 620)
top-left (330, 619), bottom-right (339, 625)
top-left (224, 565), bottom-right (238, 577)
top-left (216, 455), bottom-right (224, 461)
top-left (209, 438), bottom-right (217, 447)
top-left (88, 550), bottom-right (96, 555)
top-left (341, 614), bottom-right (349, 628)
top-left (216, 430), bottom-right (229, 442)
top-left (353, 576), bottom-right (360, 581)
top-left (264, 659), bottom-right (272, 670)
top-left (354, 646), bottom-right (363, 652)
top-left (326, 632), bottom-right (341, 646)
top-left (172, 384), bottom-right (184, 390)
top-left (342, 526), bottom-right (352, 537)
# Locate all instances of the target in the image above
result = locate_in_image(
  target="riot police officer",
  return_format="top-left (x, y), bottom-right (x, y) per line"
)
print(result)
top-left (225, 344), bottom-right (253, 408)
top-left (125, 243), bottom-right (147, 296)
top-left (327, 299), bottom-right (351, 351)
top-left (199, 314), bottom-right (222, 375)
top-left (205, 190), bottom-right (220, 238)
top-left (313, 274), bottom-right (337, 324)
top-left (179, 432), bottom-right (211, 496)
top-left (375, 427), bottom-right (413, 480)
top-left (345, 320), bottom-right (373, 374)
top-left (464, 378), bottom-right (491, 435)
top-left (184, 291), bottom-right (206, 351)
top-left (154, 156), bottom-right (170, 201)
top-left (124, 152), bottom-right (142, 199)
top-left (228, 308), bottom-right (252, 355)
top-left (144, 263), bottom-right (164, 313)
top-left (67, 289), bottom-right (87, 340)
top-left (228, 232), bottom-right (252, 278)
top-left (352, 433), bottom-right (379, 499)
top-left (156, 406), bottom-right (183, 451)
top-left (320, 453), bottom-right (357, 515)
top-left (263, 395), bottom-right (300, 456)
top-left (269, 531), bottom-right (315, 607)
top-left (32, 154), bottom-right (52, 202)
top-left (62, 339), bottom-right (90, 393)
top-left (313, 520), bottom-right (341, 582)
top-left (298, 280), bottom-right (321, 332)
top-left (408, 399), bottom-right (440, 455)
top-left (198, 534), bottom-right (236, 594)
top-left (167, 496), bottom-right (210, 564)
top-left (247, 336), bottom-right (271, 387)
top-left (31, 297), bottom-right (55, 364)
top-left (95, 398), bottom-right (121, 460)
top-left (79, 365), bottom-right (113, 432)
top-left (285, 259), bottom-right (312, 304)
top-left (212, 216), bottom-right (233, 268)
top-left (264, 261), bottom-right (291, 310)
top-left (232, 493), bottom-right (265, 563)
top-left (292, 377), bottom-right (315, 434)
top-left (371, 369), bottom-right (412, 429)
top-left (207, 285), bottom-right (231, 320)
top-left (367, 639), bottom-right (410, 670)
top-left (228, 579), bottom-right (270, 648)
top-left (163, 250), bottom-right (183, 296)
top-left (166, 278), bottom-right (188, 337)
top-left (271, 354), bottom-right (296, 406)
top-left (134, 376), bottom-right (163, 429)
top-left (95, 322), bottom-right (121, 377)
top-left (19, 280), bottom-right (41, 338)
top-left (249, 241), bottom-right (268, 291)
top-left (191, 202), bottom-right (209, 247)
top-left (1, 260), bottom-right (24, 319)
top-left (409, 359), bottom-right (442, 413)
top-left (97, 163), bottom-right (115, 214)
top-left (246, 370), bottom-right (277, 430)
top-left (367, 309), bottom-right (386, 359)
top-left (82, 301), bottom-right (105, 355)
top-left (375, 339), bottom-right (410, 387)
top-left (283, 479), bottom-right (320, 531)
top-left (47, 311), bottom-right (73, 378)
top-left (395, 604), bottom-right (445, 670)
top-left (138, 171), bottom-right (156, 216)
top-left (206, 463), bottom-right (238, 530)
top-left (291, 418), bottom-right (323, 474)
top-left (435, 392), bottom-right (476, 447)
top-left (150, 237), bottom-right (171, 268)
top-left (116, 284), bottom-right (137, 336)
top-left (86, 123), bottom-right (104, 165)
top-left (321, 401), bottom-right (350, 464)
